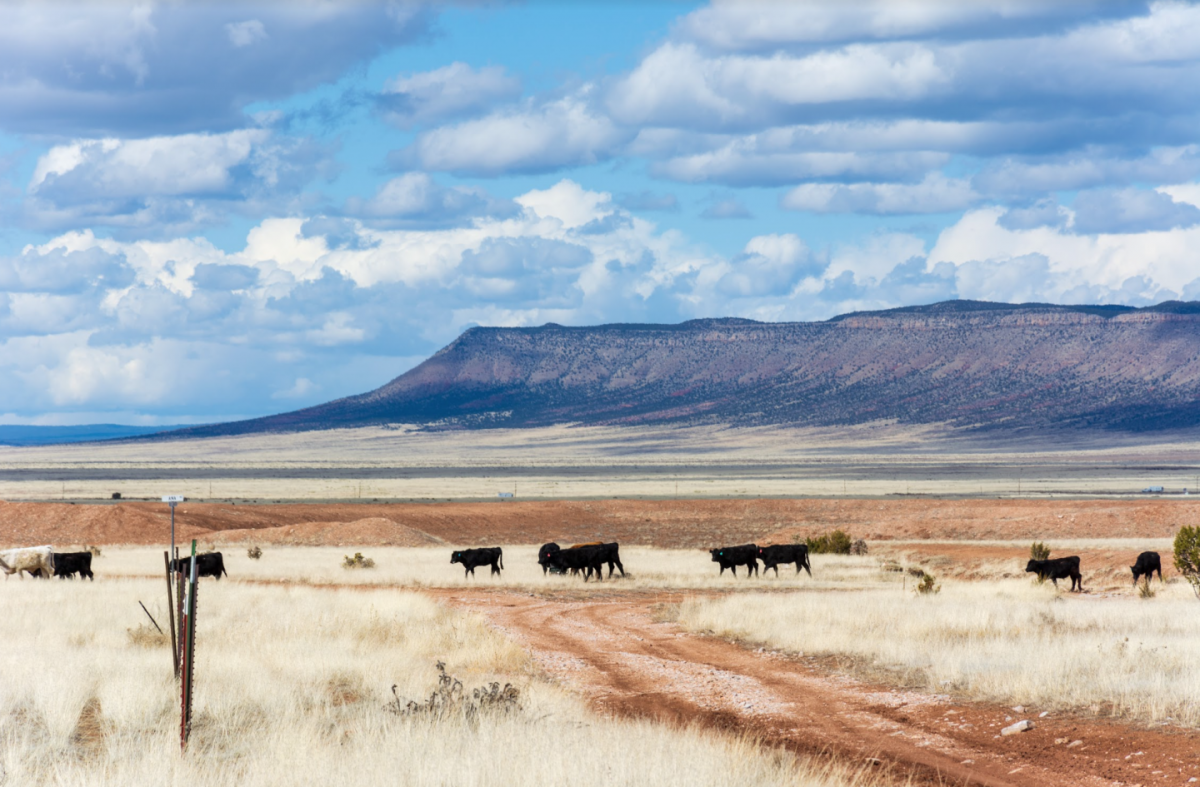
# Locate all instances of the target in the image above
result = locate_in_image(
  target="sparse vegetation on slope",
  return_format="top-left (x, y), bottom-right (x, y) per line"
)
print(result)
top-left (161, 300), bottom-right (1200, 438)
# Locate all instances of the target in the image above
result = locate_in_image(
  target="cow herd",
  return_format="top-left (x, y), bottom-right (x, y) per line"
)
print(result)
top-left (0, 543), bottom-right (1172, 589)
top-left (1022, 550), bottom-right (1166, 591)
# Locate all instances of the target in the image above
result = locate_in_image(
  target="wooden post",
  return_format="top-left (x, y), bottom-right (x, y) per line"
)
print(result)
top-left (164, 551), bottom-right (179, 678)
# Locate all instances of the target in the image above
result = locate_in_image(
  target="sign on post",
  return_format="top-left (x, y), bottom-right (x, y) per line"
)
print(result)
top-left (163, 495), bottom-right (185, 504)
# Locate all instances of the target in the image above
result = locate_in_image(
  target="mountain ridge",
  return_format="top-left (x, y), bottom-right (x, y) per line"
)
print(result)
top-left (156, 299), bottom-right (1200, 439)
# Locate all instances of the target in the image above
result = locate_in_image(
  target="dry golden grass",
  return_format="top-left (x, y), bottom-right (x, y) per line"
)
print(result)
top-left (0, 577), bottom-right (870, 787)
top-left (674, 578), bottom-right (1200, 727)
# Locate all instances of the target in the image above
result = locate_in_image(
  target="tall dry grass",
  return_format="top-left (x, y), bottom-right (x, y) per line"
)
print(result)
top-left (675, 579), bottom-right (1200, 727)
top-left (0, 578), bottom-right (866, 786)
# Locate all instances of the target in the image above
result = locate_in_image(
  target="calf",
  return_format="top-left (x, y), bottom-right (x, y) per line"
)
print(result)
top-left (710, 544), bottom-right (758, 578)
top-left (1025, 556), bottom-right (1083, 591)
top-left (451, 547), bottom-right (504, 578)
top-left (172, 552), bottom-right (228, 580)
top-left (1130, 551), bottom-right (1163, 585)
top-left (52, 551), bottom-right (94, 580)
top-left (544, 545), bottom-right (606, 581)
top-left (757, 544), bottom-right (812, 577)
top-left (538, 543), bottom-right (563, 575)
top-left (0, 546), bottom-right (54, 579)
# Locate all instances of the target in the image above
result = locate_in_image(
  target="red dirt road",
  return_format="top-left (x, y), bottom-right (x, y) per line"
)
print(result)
top-left (437, 589), bottom-right (1200, 787)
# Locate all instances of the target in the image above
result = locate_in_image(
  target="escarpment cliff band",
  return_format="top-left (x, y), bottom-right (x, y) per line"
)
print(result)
top-left (163, 300), bottom-right (1200, 438)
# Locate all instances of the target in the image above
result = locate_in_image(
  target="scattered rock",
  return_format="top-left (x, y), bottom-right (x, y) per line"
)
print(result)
top-left (1001, 720), bottom-right (1034, 736)
top-left (1066, 740), bottom-right (1083, 748)
top-left (1055, 737), bottom-right (1069, 745)
top-left (1012, 705), bottom-right (1025, 713)
top-left (1039, 711), bottom-right (1049, 718)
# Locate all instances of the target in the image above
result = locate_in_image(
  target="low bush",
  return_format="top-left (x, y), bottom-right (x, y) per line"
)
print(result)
top-left (342, 552), bottom-right (375, 570)
top-left (247, 545), bottom-right (263, 560)
top-left (907, 566), bottom-right (941, 595)
top-left (1137, 576), bottom-right (1157, 599)
top-left (386, 661), bottom-right (520, 724)
top-left (805, 530), bottom-right (853, 555)
top-left (1030, 541), bottom-right (1051, 561)
top-left (86, 545), bottom-right (102, 557)
top-left (1174, 526), bottom-right (1200, 599)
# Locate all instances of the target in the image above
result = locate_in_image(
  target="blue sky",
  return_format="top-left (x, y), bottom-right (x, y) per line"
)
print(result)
top-left (3, 1), bottom-right (1200, 425)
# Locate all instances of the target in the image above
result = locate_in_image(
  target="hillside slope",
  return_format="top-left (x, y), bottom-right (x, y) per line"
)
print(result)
top-left (165, 300), bottom-right (1200, 437)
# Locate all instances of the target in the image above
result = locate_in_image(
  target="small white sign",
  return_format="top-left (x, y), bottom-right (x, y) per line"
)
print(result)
top-left (497, 492), bottom-right (514, 499)
top-left (162, 495), bottom-right (185, 503)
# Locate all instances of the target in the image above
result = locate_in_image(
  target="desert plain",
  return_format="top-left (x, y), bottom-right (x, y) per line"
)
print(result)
top-left (2, 424), bottom-right (1199, 787)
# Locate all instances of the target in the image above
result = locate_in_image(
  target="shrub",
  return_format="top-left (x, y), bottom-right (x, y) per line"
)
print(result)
top-left (86, 545), bottom-right (102, 557)
top-left (806, 530), bottom-right (853, 555)
top-left (343, 552), bottom-right (375, 570)
top-left (247, 545), bottom-right (263, 560)
top-left (906, 567), bottom-right (940, 595)
top-left (1137, 576), bottom-right (1157, 599)
top-left (1174, 526), bottom-right (1200, 599)
top-left (386, 661), bottom-right (520, 724)
top-left (849, 539), bottom-right (869, 555)
top-left (1030, 541), bottom-right (1051, 561)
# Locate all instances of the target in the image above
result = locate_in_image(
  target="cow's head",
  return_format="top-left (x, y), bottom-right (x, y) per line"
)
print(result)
top-left (1024, 559), bottom-right (1042, 574)
top-left (710, 549), bottom-right (723, 561)
top-left (450, 552), bottom-right (462, 564)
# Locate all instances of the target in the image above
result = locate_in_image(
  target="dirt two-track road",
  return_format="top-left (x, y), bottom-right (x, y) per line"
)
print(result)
top-left (436, 588), bottom-right (1200, 787)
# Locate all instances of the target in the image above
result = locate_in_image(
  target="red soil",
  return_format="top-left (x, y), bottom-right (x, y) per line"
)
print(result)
top-left (0, 497), bottom-right (1191, 548)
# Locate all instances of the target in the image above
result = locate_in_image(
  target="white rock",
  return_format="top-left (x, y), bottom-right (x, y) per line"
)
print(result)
top-left (1012, 705), bottom-right (1025, 712)
top-left (1001, 720), bottom-right (1034, 736)
top-left (1039, 711), bottom-right (1050, 718)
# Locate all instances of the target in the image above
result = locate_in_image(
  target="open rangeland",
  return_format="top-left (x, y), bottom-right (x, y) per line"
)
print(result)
top-left (2, 498), bottom-right (1199, 786)
top-left (0, 576), bottom-right (868, 787)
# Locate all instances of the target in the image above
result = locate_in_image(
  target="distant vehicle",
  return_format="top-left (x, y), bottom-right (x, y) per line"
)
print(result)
top-left (1142, 486), bottom-right (1165, 493)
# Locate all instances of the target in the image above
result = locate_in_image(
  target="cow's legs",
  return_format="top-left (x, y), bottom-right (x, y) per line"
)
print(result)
top-left (491, 562), bottom-right (501, 576)
top-left (614, 558), bottom-right (625, 577)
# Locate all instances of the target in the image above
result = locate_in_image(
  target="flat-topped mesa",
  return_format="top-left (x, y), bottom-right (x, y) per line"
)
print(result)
top-left (156, 299), bottom-right (1200, 439)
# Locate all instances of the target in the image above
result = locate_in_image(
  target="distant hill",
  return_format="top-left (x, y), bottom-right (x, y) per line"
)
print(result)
top-left (0, 424), bottom-right (185, 446)
top-left (160, 299), bottom-right (1200, 438)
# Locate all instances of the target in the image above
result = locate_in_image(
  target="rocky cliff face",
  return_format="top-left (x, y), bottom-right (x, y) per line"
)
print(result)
top-left (169, 300), bottom-right (1200, 437)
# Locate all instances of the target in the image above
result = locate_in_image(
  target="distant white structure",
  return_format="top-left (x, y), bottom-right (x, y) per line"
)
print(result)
top-left (498, 492), bottom-right (514, 499)
top-left (1142, 486), bottom-right (1165, 493)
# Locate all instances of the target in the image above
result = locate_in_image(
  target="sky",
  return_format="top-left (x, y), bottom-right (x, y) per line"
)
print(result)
top-left (4, 1), bottom-right (1200, 426)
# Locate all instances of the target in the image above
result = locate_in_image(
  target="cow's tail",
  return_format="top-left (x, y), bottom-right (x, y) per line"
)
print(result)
top-left (499, 549), bottom-right (504, 570)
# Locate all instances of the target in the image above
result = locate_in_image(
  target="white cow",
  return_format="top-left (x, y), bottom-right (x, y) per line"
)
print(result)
top-left (0, 546), bottom-right (54, 579)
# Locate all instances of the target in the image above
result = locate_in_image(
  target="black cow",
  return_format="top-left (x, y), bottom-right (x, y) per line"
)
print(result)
top-left (538, 543), bottom-right (564, 575)
top-left (51, 551), bottom-right (94, 580)
top-left (591, 542), bottom-right (625, 578)
top-left (544, 545), bottom-right (606, 581)
top-left (710, 544), bottom-right (758, 577)
top-left (757, 544), bottom-right (811, 577)
top-left (1025, 556), bottom-right (1082, 591)
top-left (172, 552), bottom-right (228, 580)
top-left (1130, 551), bottom-right (1163, 585)
top-left (451, 547), bottom-right (504, 578)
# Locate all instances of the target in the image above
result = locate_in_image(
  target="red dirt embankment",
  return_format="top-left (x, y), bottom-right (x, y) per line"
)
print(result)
top-left (0, 497), bottom-right (1190, 548)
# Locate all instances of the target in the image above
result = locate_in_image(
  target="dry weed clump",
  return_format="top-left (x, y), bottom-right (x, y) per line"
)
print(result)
top-left (343, 551), bottom-right (375, 569)
top-left (125, 623), bottom-right (167, 649)
top-left (1030, 541), bottom-right (1051, 562)
top-left (387, 661), bottom-right (521, 723)
top-left (246, 545), bottom-right (262, 560)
